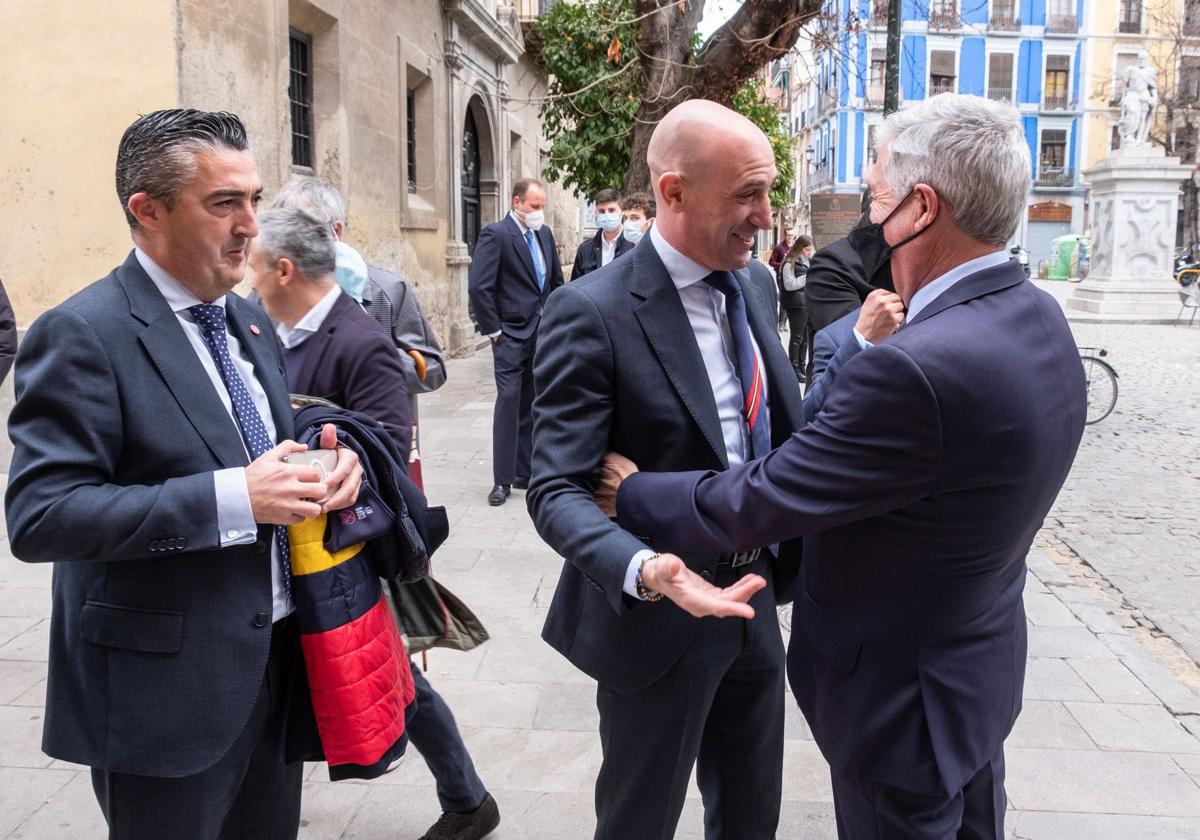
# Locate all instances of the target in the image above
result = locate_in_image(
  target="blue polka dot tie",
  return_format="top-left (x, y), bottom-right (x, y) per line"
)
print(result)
top-left (189, 304), bottom-right (292, 600)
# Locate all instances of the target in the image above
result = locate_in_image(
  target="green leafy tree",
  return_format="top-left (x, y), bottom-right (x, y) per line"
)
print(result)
top-left (533, 0), bottom-right (819, 202)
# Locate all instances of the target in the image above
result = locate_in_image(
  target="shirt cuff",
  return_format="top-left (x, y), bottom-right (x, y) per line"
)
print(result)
top-left (623, 549), bottom-right (658, 599)
top-left (852, 327), bottom-right (872, 349)
top-left (488, 330), bottom-right (501, 339)
top-left (214, 468), bottom-right (258, 546)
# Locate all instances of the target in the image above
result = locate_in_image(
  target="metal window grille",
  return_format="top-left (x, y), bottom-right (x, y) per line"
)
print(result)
top-left (1119, 0), bottom-right (1142, 33)
top-left (288, 29), bottom-right (314, 169)
top-left (406, 88), bottom-right (417, 193)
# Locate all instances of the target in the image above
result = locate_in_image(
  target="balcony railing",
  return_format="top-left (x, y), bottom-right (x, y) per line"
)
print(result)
top-left (1119, 17), bottom-right (1142, 34)
top-left (810, 166), bottom-right (835, 190)
top-left (1043, 94), bottom-right (1073, 111)
top-left (1036, 167), bottom-right (1074, 187)
top-left (987, 86), bottom-right (1014, 102)
top-left (988, 14), bottom-right (1021, 32)
top-left (821, 89), bottom-right (838, 114)
top-left (870, 4), bottom-right (889, 27)
top-left (928, 11), bottom-right (960, 31)
top-left (1186, 20), bottom-right (1200, 37)
top-left (1046, 14), bottom-right (1078, 33)
top-left (929, 80), bottom-right (956, 97)
top-left (866, 84), bottom-right (886, 107)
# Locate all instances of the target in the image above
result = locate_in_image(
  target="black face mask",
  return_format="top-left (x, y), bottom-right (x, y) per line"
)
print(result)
top-left (845, 191), bottom-right (929, 289)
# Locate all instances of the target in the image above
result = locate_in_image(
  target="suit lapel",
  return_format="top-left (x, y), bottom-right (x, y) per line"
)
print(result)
top-left (120, 255), bottom-right (249, 469)
top-left (226, 295), bottom-right (294, 440)
top-left (736, 268), bottom-right (803, 443)
top-left (630, 245), bottom-right (729, 469)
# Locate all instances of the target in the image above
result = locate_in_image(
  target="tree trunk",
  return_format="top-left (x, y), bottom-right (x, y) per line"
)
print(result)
top-left (624, 0), bottom-right (822, 194)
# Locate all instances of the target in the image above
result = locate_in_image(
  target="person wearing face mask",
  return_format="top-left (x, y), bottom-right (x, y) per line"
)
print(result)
top-left (571, 189), bottom-right (634, 280)
top-left (619, 192), bottom-right (656, 244)
top-left (802, 199), bottom-right (901, 378)
top-left (467, 177), bottom-right (565, 506)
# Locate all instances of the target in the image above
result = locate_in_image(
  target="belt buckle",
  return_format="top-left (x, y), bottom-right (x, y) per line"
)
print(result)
top-left (730, 548), bottom-right (759, 568)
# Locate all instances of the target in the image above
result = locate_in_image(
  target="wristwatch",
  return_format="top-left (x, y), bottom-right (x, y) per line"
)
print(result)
top-left (636, 554), bottom-right (665, 603)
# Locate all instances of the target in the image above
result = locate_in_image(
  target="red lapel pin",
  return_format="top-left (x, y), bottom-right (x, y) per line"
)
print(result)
top-left (249, 323), bottom-right (261, 335)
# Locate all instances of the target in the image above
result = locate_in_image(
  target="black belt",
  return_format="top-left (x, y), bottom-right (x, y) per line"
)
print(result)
top-left (717, 548), bottom-right (761, 568)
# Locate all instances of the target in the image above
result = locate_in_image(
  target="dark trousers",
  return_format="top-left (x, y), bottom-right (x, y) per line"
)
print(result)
top-left (831, 747), bottom-right (1006, 840)
top-left (786, 306), bottom-right (807, 378)
top-left (408, 662), bottom-right (488, 813)
top-left (490, 334), bottom-right (535, 485)
top-left (593, 562), bottom-right (785, 840)
top-left (91, 618), bottom-right (304, 840)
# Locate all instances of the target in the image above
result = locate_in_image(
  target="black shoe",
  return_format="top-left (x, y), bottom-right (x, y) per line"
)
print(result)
top-left (487, 485), bottom-right (510, 506)
top-left (419, 792), bottom-right (500, 840)
top-left (512, 476), bottom-right (530, 490)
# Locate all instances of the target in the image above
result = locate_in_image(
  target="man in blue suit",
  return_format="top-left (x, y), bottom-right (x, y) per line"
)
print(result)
top-left (5, 110), bottom-right (364, 838)
top-left (468, 178), bottom-right (565, 506)
top-left (600, 95), bottom-right (1087, 839)
top-left (527, 100), bottom-right (898, 840)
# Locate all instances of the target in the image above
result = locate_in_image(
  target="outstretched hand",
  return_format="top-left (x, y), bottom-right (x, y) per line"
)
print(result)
top-left (643, 554), bottom-right (765, 619)
top-left (596, 451), bottom-right (639, 517)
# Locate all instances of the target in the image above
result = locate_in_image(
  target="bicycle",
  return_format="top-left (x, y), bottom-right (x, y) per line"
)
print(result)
top-left (1078, 347), bottom-right (1118, 425)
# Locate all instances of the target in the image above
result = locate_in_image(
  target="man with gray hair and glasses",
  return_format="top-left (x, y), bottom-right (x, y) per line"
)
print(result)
top-left (598, 94), bottom-right (1088, 839)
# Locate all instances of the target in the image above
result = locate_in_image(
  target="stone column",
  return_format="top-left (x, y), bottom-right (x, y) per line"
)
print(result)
top-left (1066, 146), bottom-right (1192, 321)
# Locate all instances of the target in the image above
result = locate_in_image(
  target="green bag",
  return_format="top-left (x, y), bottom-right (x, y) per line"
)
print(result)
top-left (386, 576), bottom-right (489, 655)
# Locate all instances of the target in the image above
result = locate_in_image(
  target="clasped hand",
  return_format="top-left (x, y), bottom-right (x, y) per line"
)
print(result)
top-left (596, 451), bottom-right (765, 619)
top-left (245, 423), bottom-right (363, 525)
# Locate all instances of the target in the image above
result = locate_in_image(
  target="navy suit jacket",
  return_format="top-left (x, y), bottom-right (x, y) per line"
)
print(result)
top-left (528, 239), bottom-right (858, 692)
top-left (811, 308), bottom-right (859, 382)
top-left (287, 290), bottom-right (412, 462)
top-left (468, 215), bottom-right (565, 340)
top-left (617, 260), bottom-right (1087, 795)
top-left (4, 251), bottom-right (306, 777)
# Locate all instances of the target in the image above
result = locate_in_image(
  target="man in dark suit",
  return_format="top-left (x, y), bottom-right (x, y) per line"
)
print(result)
top-left (468, 177), bottom-right (564, 506)
top-left (4, 110), bottom-right (363, 839)
top-left (602, 95), bottom-right (1087, 840)
top-left (249, 207), bottom-right (500, 840)
top-left (527, 100), bottom-right (873, 840)
top-left (571, 188), bottom-right (634, 280)
top-left (0, 278), bottom-right (16, 384)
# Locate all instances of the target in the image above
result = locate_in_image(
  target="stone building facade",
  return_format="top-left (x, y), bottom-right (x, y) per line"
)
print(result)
top-left (0, 0), bottom-right (579, 352)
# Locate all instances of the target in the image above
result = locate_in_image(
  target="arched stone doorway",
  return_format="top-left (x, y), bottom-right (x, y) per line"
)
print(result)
top-left (462, 94), bottom-right (498, 256)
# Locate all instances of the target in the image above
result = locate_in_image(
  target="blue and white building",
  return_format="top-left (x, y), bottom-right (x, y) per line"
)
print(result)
top-left (807, 0), bottom-right (1087, 257)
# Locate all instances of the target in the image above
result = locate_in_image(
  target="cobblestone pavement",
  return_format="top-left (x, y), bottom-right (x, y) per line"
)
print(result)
top-left (2, 286), bottom-right (1200, 838)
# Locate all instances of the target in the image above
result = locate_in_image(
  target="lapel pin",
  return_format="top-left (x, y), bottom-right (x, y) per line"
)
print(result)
top-left (249, 323), bottom-right (261, 336)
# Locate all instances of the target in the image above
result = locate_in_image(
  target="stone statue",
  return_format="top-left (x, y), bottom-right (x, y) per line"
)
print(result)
top-left (1119, 55), bottom-right (1158, 147)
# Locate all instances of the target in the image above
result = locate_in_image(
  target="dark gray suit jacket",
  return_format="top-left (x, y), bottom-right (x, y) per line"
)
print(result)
top-left (5, 251), bottom-right (303, 777)
top-left (527, 239), bottom-right (854, 692)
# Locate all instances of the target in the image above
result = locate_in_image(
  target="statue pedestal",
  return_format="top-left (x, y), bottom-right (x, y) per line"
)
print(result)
top-left (1066, 145), bottom-right (1191, 321)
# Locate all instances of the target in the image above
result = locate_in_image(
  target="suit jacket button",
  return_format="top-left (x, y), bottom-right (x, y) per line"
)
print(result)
top-left (253, 539), bottom-right (268, 555)
top-left (252, 613), bottom-right (269, 628)
top-left (149, 540), bottom-right (159, 552)
top-left (176, 537), bottom-right (186, 550)
top-left (700, 569), bottom-right (714, 581)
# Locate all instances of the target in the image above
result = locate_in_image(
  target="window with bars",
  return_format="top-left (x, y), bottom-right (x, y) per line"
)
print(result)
top-left (406, 88), bottom-right (417, 193)
top-left (929, 50), bottom-right (956, 96)
top-left (987, 53), bottom-right (1014, 100)
top-left (1188, 0), bottom-right (1200, 31)
top-left (1040, 130), bottom-right (1067, 170)
top-left (1119, 0), bottom-right (1142, 33)
top-left (1044, 55), bottom-right (1070, 108)
top-left (992, 0), bottom-right (1016, 16)
top-left (1182, 57), bottom-right (1200, 102)
top-left (1046, 0), bottom-right (1072, 15)
top-left (930, 0), bottom-right (956, 15)
top-left (288, 29), bottom-right (314, 169)
top-left (869, 48), bottom-right (886, 103)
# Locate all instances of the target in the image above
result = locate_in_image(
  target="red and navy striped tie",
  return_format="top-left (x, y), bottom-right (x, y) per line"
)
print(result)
top-left (702, 271), bottom-right (771, 460)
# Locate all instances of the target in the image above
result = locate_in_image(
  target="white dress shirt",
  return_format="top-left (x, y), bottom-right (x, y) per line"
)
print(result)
top-left (600, 231), bottom-right (621, 267)
top-left (904, 250), bottom-right (1012, 324)
top-left (623, 225), bottom-right (772, 598)
top-left (135, 249), bottom-right (293, 622)
top-left (275, 284), bottom-right (343, 349)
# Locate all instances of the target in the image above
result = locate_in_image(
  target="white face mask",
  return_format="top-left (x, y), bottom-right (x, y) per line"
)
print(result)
top-left (520, 209), bottom-right (545, 231)
top-left (622, 220), bottom-right (645, 244)
top-left (596, 212), bottom-right (622, 233)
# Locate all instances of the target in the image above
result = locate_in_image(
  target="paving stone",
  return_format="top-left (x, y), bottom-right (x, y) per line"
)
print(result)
top-left (0, 620), bottom-right (50, 662)
top-left (1025, 625), bottom-right (1117, 660)
top-left (0, 705), bottom-right (53, 769)
top-left (533, 682), bottom-right (600, 733)
top-left (1065, 702), bottom-right (1200, 753)
top-left (0, 660), bottom-right (47, 705)
top-left (1021, 658), bottom-right (1098, 703)
top-left (0, 767), bottom-right (75, 838)
top-left (6, 770), bottom-right (106, 839)
top-left (1022, 592), bottom-right (1079, 628)
top-left (424, 676), bottom-right (541, 731)
top-left (1067, 658), bottom-right (1159, 704)
top-left (296, 779), bottom-right (369, 840)
top-left (1006, 748), bottom-right (1200, 816)
top-left (1009, 810), bottom-right (1200, 840)
top-left (1008, 701), bottom-right (1096, 749)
